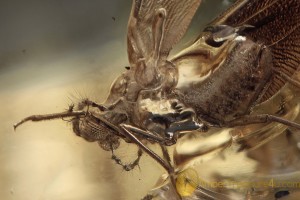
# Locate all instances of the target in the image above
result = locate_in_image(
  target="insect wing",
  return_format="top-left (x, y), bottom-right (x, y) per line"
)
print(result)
top-left (171, 0), bottom-right (300, 101)
top-left (126, 0), bottom-right (202, 89)
top-left (127, 0), bottom-right (202, 66)
top-left (212, 0), bottom-right (300, 102)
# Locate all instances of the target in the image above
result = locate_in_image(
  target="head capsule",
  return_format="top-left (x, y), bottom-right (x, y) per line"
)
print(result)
top-left (72, 108), bottom-right (128, 151)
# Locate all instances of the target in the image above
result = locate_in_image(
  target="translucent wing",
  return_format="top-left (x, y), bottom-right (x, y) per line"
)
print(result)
top-left (127, 0), bottom-right (201, 89)
top-left (211, 0), bottom-right (300, 102)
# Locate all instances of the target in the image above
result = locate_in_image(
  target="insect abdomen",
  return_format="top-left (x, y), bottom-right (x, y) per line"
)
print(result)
top-left (178, 38), bottom-right (273, 125)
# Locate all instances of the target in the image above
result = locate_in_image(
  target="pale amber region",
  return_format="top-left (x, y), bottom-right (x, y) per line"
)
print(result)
top-left (176, 168), bottom-right (199, 197)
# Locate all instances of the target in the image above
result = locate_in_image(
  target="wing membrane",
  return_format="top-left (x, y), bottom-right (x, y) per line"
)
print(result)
top-left (212, 0), bottom-right (300, 101)
top-left (127, 0), bottom-right (202, 66)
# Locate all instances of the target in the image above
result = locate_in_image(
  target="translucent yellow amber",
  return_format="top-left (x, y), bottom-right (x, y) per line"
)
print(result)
top-left (176, 168), bottom-right (199, 197)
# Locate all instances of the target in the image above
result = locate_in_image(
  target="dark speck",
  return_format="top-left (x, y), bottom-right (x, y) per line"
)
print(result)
top-left (275, 190), bottom-right (289, 199)
top-left (112, 17), bottom-right (116, 21)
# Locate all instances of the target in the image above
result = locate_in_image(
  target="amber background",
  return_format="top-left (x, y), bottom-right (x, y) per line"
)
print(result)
top-left (0, 1), bottom-right (230, 199)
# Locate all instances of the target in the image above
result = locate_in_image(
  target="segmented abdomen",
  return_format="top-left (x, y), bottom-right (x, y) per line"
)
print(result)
top-left (178, 39), bottom-right (273, 125)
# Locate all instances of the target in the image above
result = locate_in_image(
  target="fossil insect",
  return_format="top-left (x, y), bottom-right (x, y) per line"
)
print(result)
top-left (15, 0), bottom-right (300, 199)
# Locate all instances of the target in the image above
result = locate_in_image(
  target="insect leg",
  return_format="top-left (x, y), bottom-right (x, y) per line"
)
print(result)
top-left (166, 120), bottom-right (207, 136)
top-left (120, 124), bottom-right (173, 174)
top-left (224, 114), bottom-right (300, 129)
top-left (120, 125), bottom-right (182, 200)
top-left (121, 124), bottom-right (166, 144)
top-left (111, 147), bottom-right (143, 171)
top-left (151, 145), bottom-right (183, 200)
top-left (122, 121), bottom-right (207, 146)
top-left (274, 70), bottom-right (300, 88)
top-left (159, 144), bottom-right (171, 164)
top-left (79, 98), bottom-right (123, 111)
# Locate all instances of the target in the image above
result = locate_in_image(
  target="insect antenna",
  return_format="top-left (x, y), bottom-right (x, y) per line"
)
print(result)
top-left (13, 109), bottom-right (86, 130)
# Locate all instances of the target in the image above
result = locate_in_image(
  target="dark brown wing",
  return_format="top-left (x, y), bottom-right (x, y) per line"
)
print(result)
top-left (212, 0), bottom-right (300, 102)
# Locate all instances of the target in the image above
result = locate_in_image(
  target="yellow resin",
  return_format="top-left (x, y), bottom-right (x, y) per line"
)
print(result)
top-left (176, 168), bottom-right (199, 197)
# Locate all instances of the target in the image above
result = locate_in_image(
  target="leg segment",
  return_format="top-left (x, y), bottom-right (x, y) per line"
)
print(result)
top-left (78, 98), bottom-right (123, 111)
top-left (120, 124), bottom-right (182, 200)
top-left (159, 144), bottom-right (171, 165)
top-left (120, 124), bottom-right (173, 174)
top-left (274, 70), bottom-right (300, 88)
top-left (111, 148), bottom-right (143, 171)
top-left (121, 124), bottom-right (166, 144)
top-left (224, 114), bottom-right (300, 129)
top-left (122, 121), bottom-right (207, 147)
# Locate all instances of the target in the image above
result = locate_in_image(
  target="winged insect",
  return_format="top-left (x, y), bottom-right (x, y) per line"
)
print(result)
top-left (15, 0), bottom-right (300, 199)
